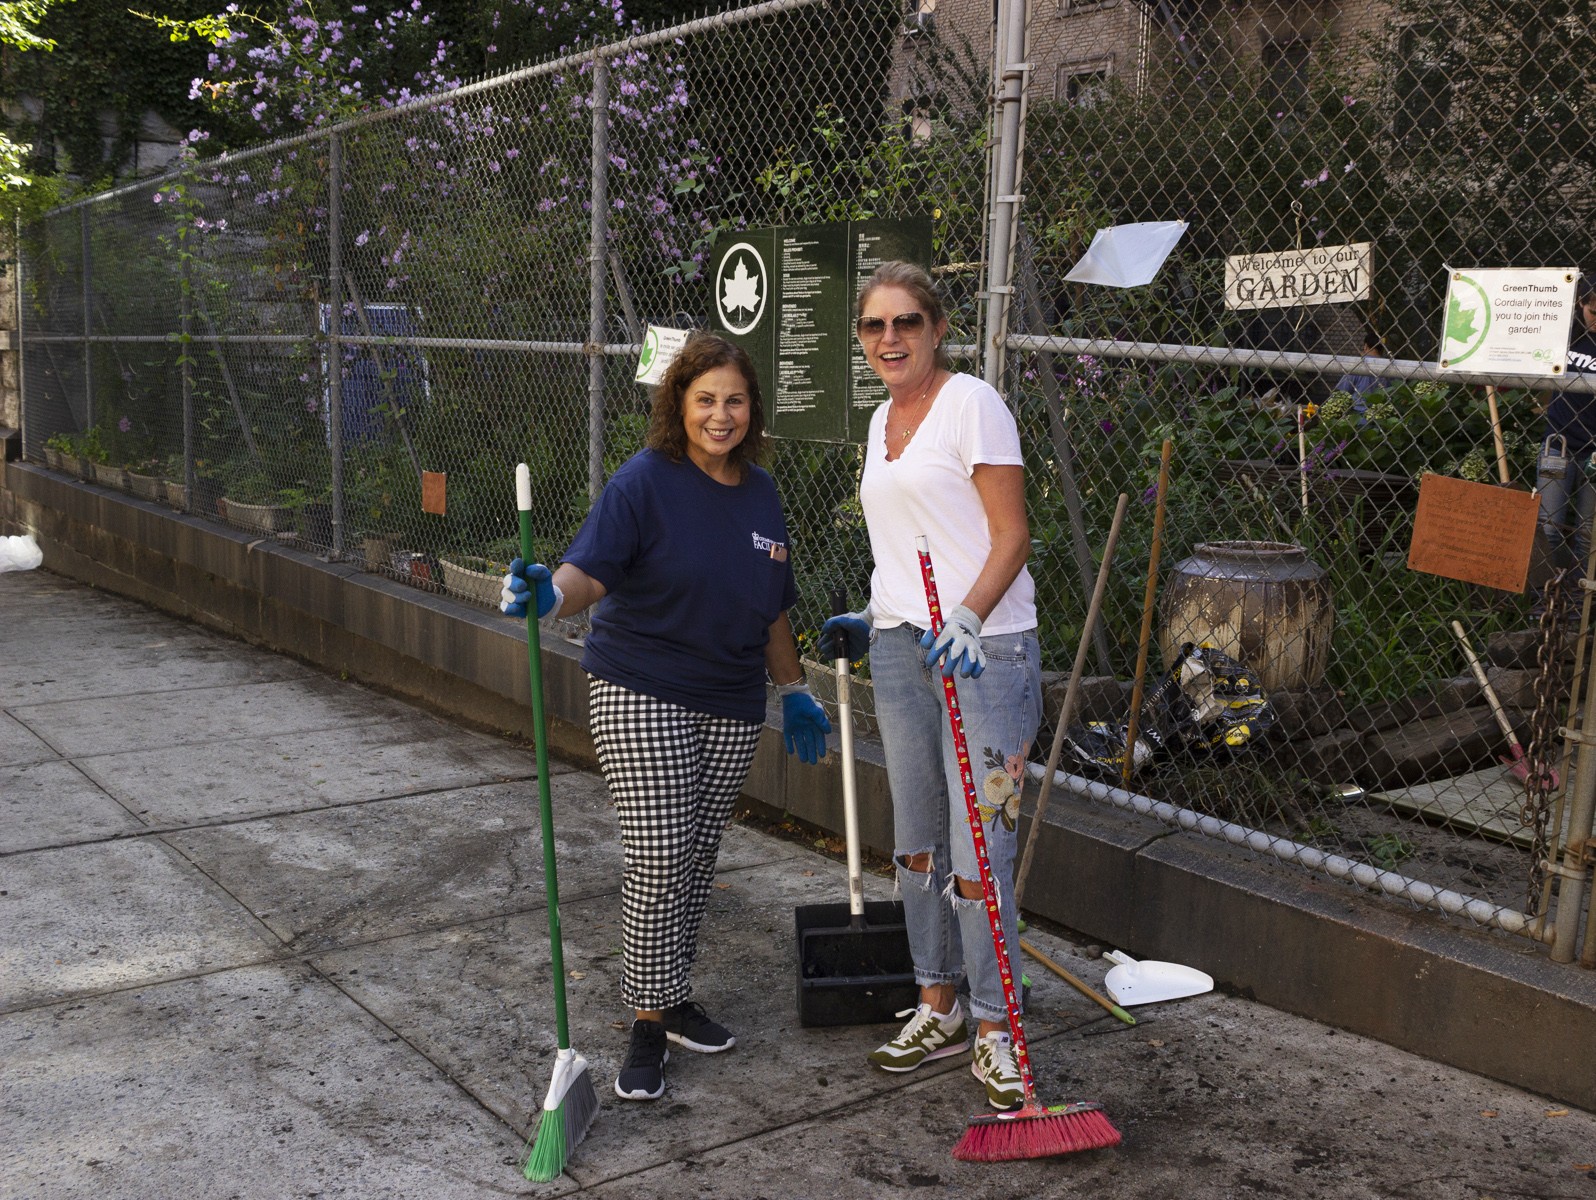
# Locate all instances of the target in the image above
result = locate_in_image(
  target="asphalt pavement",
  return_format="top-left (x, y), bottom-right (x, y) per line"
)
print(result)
top-left (2, 566), bottom-right (1593, 1199)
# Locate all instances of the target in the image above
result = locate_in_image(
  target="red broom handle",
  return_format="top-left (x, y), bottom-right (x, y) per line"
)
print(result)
top-left (914, 536), bottom-right (1036, 1106)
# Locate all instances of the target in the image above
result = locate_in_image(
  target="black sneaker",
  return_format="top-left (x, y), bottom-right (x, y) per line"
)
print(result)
top-left (614, 1018), bottom-right (669, 1101)
top-left (661, 1001), bottom-right (736, 1053)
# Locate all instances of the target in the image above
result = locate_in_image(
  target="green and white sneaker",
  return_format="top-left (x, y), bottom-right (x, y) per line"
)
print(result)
top-left (971, 1030), bottom-right (1025, 1110)
top-left (867, 1002), bottom-right (969, 1073)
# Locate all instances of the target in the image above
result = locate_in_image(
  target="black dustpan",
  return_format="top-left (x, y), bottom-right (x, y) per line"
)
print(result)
top-left (794, 594), bottom-right (916, 1028)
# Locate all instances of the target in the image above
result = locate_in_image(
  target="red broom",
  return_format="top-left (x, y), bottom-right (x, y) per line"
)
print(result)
top-left (914, 536), bottom-right (1122, 1163)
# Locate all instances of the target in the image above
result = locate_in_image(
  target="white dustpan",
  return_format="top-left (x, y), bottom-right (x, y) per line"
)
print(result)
top-left (1102, 950), bottom-right (1214, 1007)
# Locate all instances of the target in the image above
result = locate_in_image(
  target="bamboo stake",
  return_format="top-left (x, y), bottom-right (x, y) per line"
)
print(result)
top-left (1015, 492), bottom-right (1128, 908)
top-left (1487, 386), bottom-right (1510, 484)
top-left (1122, 439), bottom-right (1174, 786)
top-left (1296, 405), bottom-right (1310, 514)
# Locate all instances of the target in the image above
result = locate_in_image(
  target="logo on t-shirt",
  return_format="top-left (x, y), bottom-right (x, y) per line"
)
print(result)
top-left (752, 532), bottom-right (788, 562)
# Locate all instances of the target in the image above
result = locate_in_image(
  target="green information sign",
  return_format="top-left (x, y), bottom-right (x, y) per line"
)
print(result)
top-left (710, 217), bottom-right (934, 443)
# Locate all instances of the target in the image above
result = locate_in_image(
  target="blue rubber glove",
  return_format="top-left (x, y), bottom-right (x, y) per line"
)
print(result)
top-left (818, 605), bottom-right (873, 662)
top-left (499, 558), bottom-right (562, 619)
top-left (780, 683), bottom-right (831, 765)
top-left (920, 604), bottom-right (985, 678)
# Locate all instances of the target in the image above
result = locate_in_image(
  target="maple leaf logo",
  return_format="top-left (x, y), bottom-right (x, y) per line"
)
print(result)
top-left (1445, 298), bottom-right (1479, 345)
top-left (721, 257), bottom-right (761, 318)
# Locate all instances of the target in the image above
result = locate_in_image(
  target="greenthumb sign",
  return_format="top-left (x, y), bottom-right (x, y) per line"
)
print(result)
top-left (1223, 242), bottom-right (1371, 310)
top-left (710, 217), bottom-right (934, 442)
top-left (1439, 267), bottom-right (1579, 376)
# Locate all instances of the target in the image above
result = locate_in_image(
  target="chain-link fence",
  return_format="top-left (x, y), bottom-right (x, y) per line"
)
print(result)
top-left (17, 0), bottom-right (1596, 962)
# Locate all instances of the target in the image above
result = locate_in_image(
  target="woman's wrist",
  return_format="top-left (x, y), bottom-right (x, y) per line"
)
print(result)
top-left (775, 678), bottom-right (810, 696)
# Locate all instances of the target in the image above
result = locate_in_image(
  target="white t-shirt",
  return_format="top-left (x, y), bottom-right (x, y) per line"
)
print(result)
top-left (859, 371), bottom-right (1037, 635)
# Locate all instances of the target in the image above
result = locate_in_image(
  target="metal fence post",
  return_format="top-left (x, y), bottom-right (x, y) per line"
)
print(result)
top-left (80, 207), bottom-right (92, 430)
top-left (15, 214), bottom-right (26, 456)
top-left (980, 0), bottom-right (1029, 389)
top-left (328, 131), bottom-right (345, 560)
top-left (180, 209), bottom-right (193, 509)
top-left (587, 51), bottom-right (611, 502)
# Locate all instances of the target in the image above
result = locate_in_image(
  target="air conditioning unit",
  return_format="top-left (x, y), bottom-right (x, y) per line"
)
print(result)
top-left (904, 9), bottom-right (935, 37)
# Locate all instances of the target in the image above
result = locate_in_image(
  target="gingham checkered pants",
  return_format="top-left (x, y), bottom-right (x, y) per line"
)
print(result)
top-left (588, 675), bottom-right (763, 1012)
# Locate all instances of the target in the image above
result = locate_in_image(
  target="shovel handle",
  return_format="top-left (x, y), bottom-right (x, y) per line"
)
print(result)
top-left (831, 586), bottom-right (865, 919)
top-left (1021, 940), bottom-right (1136, 1026)
top-left (1450, 621), bottom-right (1522, 750)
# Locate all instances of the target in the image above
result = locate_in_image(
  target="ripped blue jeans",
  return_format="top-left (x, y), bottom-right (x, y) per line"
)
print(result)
top-left (869, 622), bottom-right (1042, 1025)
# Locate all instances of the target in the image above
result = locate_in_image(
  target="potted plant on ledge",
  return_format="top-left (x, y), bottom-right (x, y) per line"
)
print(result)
top-left (219, 461), bottom-right (292, 534)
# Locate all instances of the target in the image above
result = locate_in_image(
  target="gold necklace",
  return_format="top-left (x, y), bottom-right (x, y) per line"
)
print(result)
top-left (893, 372), bottom-right (940, 442)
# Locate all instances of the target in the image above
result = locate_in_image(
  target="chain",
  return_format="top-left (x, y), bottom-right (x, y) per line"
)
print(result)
top-left (1521, 568), bottom-right (1572, 915)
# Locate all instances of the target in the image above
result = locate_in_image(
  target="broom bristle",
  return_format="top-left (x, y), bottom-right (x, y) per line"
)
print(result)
top-left (522, 1051), bottom-right (598, 1182)
top-left (560, 1067), bottom-right (600, 1151)
top-left (951, 1101), bottom-right (1122, 1163)
top-left (523, 1105), bottom-right (568, 1182)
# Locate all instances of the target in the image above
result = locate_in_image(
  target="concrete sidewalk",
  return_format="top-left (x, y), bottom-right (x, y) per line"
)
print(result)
top-left (2, 567), bottom-right (1593, 1199)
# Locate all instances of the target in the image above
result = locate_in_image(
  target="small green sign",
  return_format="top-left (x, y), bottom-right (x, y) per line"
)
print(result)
top-left (711, 217), bottom-right (934, 443)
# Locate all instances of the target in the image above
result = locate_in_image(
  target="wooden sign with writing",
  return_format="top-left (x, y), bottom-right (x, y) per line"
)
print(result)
top-left (1407, 473), bottom-right (1538, 592)
top-left (421, 471), bottom-right (447, 516)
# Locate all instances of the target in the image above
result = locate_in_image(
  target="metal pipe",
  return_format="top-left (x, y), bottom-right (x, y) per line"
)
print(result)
top-left (587, 53), bottom-right (611, 502)
top-left (80, 208), bottom-right (92, 430)
top-left (1024, 762), bottom-right (1547, 941)
top-left (180, 207), bottom-right (194, 512)
top-left (15, 214), bottom-right (26, 457)
top-left (1001, 333), bottom-right (1596, 393)
top-left (327, 132), bottom-right (345, 560)
top-left (1551, 578), bottom-right (1596, 963)
top-left (980, 0), bottom-right (1028, 388)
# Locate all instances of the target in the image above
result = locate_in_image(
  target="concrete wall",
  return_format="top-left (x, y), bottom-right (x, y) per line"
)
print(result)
top-left (4, 457), bottom-right (1595, 1112)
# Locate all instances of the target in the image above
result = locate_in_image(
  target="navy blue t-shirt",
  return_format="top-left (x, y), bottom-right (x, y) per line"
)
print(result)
top-left (563, 448), bottom-right (798, 723)
top-left (1545, 328), bottom-right (1596, 453)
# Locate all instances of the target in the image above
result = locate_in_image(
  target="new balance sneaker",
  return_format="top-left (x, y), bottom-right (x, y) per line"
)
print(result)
top-left (661, 1001), bottom-right (736, 1053)
top-left (971, 1030), bottom-right (1024, 1110)
top-left (867, 1002), bottom-right (969, 1072)
top-left (614, 1018), bottom-right (669, 1101)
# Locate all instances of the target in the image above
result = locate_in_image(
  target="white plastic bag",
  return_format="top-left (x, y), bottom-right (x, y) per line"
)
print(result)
top-left (0, 534), bottom-right (43, 572)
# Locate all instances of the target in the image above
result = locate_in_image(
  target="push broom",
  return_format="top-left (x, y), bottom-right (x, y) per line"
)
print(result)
top-left (516, 463), bottom-right (599, 1182)
top-left (914, 536), bottom-right (1122, 1163)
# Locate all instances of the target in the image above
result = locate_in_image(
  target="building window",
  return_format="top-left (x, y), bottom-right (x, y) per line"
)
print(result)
top-left (1057, 59), bottom-right (1113, 107)
top-left (1058, 0), bottom-right (1118, 13)
top-left (905, 0), bottom-right (936, 38)
top-left (1394, 22), bottom-right (1451, 140)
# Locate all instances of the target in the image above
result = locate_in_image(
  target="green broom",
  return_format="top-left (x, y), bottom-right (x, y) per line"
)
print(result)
top-left (516, 463), bottom-right (599, 1182)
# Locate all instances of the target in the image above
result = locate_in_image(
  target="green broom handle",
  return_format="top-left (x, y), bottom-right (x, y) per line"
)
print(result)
top-left (519, 470), bottom-right (572, 1053)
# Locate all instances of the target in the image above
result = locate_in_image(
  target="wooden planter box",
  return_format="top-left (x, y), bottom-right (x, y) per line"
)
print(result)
top-left (43, 447), bottom-right (62, 471)
top-left (439, 555), bottom-right (511, 606)
top-left (163, 480), bottom-right (188, 510)
top-left (221, 497), bottom-right (292, 534)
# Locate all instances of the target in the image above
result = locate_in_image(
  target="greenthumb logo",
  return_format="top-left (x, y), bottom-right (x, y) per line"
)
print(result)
top-left (1441, 273), bottom-right (1491, 366)
top-left (716, 242), bottom-right (767, 336)
top-left (635, 328), bottom-right (659, 381)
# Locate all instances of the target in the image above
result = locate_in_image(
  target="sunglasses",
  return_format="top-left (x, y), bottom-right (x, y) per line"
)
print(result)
top-left (855, 311), bottom-right (928, 339)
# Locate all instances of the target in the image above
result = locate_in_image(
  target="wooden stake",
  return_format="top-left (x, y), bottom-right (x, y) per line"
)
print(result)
top-left (1487, 386), bottom-right (1511, 484)
top-left (1122, 439), bottom-right (1174, 785)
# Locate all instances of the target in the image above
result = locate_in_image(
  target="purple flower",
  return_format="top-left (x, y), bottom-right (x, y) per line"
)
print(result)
top-left (118, 417), bottom-right (132, 433)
